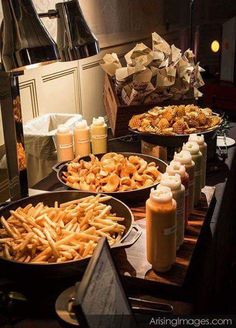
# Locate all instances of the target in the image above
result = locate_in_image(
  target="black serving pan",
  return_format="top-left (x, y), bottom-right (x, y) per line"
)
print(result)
top-left (53, 152), bottom-right (167, 204)
top-left (129, 122), bottom-right (221, 149)
top-left (0, 191), bottom-right (141, 284)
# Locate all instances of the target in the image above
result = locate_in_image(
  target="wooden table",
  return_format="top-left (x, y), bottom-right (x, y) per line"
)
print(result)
top-left (114, 186), bottom-right (215, 295)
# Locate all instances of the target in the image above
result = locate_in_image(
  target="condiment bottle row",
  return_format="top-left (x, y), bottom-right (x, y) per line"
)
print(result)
top-left (55, 117), bottom-right (107, 162)
top-left (146, 133), bottom-right (207, 273)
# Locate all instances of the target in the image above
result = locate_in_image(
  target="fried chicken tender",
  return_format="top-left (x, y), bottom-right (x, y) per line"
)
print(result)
top-left (172, 119), bottom-right (188, 134)
top-left (198, 112), bottom-right (207, 125)
top-left (157, 118), bottom-right (169, 130)
top-left (162, 108), bottom-right (175, 122)
top-left (129, 115), bottom-right (142, 129)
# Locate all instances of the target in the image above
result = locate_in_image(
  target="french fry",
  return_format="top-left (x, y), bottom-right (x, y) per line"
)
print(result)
top-left (44, 229), bottom-right (59, 259)
top-left (0, 238), bottom-right (13, 243)
top-left (16, 232), bottom-right (34, 252)
top-left (10, 211), bottom-right (27, 224)
top-left (83, 240), bottom-right (94, 257)
top-left (96, 206), bottom-right (112, 220)
top-left (96, 230), bottom-right (113, 241)
top-left (1, 217), bottom-right (18, 238)
top-left (22, 204), bottom-right (33, 214)
top-left (3, 245), bottom-right (11, 260)
top-left (60, 196), bottom-right (94, 208)
top-left (106, 215), bottom-right (125, 222)
top-left (32, 227), bottom-right (46, 239)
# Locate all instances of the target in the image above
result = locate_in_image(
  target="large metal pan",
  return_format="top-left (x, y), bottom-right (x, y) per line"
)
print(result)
top-left (53, 152), bottom-right (167, 204)
top-left (0, 191), bottom-right (141, 284)
top-left (129, 118), bottom-right (222, 149)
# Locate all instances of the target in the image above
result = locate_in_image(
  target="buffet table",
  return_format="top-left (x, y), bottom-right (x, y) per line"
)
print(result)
top-left (34, 175), bottom-right (214, 292)
top-left (33, 123), bottom-right (236, 291)
top-left (0, 123), bottom-right (235, 327)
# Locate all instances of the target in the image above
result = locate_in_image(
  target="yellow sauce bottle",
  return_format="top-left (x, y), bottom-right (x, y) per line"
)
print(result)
top-left (90, 117), bottom-right (107, 155)
top-left (146, 186), bottom-right (176, 273)
top-left (183, 141), bottom-right (202, 206)
top-left (160, 173), bottom-right (185, 249)
top-left (74, 120), bottom-right (91, 157)
top-left (189, 134), bottom-right (207, 188)
top-left (174, 150), bottom-right (195, 214)
top-left (56, 125), bottom-right (74, 162)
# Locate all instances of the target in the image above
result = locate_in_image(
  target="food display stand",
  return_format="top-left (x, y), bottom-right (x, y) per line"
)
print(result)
top-left (0, 123), bottom-right (234, 326)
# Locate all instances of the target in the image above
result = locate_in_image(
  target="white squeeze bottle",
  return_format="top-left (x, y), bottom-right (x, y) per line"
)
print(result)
top-left (56, 125), bottom-right (74, 162)
top-left (188, 134), bottom-right (207, 188)
top-left (160, 173), bottom-right (185, 249)
top-left (166, 160), bottom-right (190, 228)
top-left (146, 186), bottom-right (176, 273)
top-left (74, 120), bottom-right (91, 157)
top-left (183, 141), bottom-right (202, 206)
top-left (174, 150), bottom-right (195, 214)
top-left (90, 117), bottom-right (107, 154)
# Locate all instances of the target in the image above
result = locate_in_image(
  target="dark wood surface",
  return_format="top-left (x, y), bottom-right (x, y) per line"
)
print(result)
top-left (115, 186), bottom-right (215, 288)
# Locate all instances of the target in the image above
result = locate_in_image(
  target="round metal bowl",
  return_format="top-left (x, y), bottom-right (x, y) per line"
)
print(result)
top-left (53, 152), bottom-right (167, 204)
top-left (129, 113), bottom-right (222, 148)
top-left (0, 191), bottom-right (141, 283)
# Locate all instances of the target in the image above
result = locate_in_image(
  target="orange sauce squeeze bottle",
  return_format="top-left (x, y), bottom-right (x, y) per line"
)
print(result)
top-left (74, 120), bottom-right (91, 157)
top-left (160, 173), bottom-right (185, 249)
top-left (146, 185), bottom-right (176, 273)
top-left (56, 125), bottom-right (74, 162)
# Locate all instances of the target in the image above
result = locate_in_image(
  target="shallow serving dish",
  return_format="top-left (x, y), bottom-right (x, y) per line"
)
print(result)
top-left (129, 112), bottom-right (222, 148)
top-left (53, 152), bottom-right (167, 204)
top-left (0, 191), bottom-right (141, 283)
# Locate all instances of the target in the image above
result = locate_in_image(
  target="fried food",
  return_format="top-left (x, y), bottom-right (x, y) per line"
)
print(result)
top-left (0, 195), bottom-right (125, 263)
top-left (129, 104), bottom-right (221, 135)
top-left (63, 153), bottom-right (162, 192)
top-left (17, 143), bottom-right (26, 170)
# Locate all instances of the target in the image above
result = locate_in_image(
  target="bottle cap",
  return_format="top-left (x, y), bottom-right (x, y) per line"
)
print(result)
top-left (188, 133), bottom-right (205, 145)
top-left (92, 117), bottom-right (105, 126)
top-left (57, 125), bottom-right (71, 134)
top-left (182, 141), bottom-right (200, 155)
top-left (174, 150), bottom-right (192, 165)
top-left (150, 185), bottom-right (173, 203)
top-left (167, 160), bottom-right (186, 178)
top-left (75, 119), bottom-right (88, 129)
top-left (160, 173), bottom-right (182, 190)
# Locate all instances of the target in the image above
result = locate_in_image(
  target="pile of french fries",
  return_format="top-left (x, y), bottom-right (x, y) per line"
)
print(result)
top-left (0, 195), bottom-right (126, 263)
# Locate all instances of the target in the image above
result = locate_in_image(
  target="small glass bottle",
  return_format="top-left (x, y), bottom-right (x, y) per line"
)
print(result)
top-left (146, 186), bottom-right (176, 272)
top-left (160, 173), bottom-right (185, 249)
top-left (74, 119), bottom-right (91, 157)
top-left (183, 141), bottom-right (202, 206)
top-left (189, 134), bottom-right (207, 188)
top-left (166, 160), bottom-right (189, 228)
top-left (55, 125), bottom-right (74, 162)
top-left (174, 150), bottom-right (195, 214)
top-left (90, 117), bottom-right (107, 155)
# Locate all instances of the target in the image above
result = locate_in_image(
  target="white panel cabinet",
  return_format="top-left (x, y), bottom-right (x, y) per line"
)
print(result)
top-left (79, 56), bottom-right (105, 123)
top-left (18, 61), bottom-right (81, 124)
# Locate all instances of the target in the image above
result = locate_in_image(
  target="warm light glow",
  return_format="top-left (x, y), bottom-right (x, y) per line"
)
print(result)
top-left (211, 40), bottom-right (220, 53)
